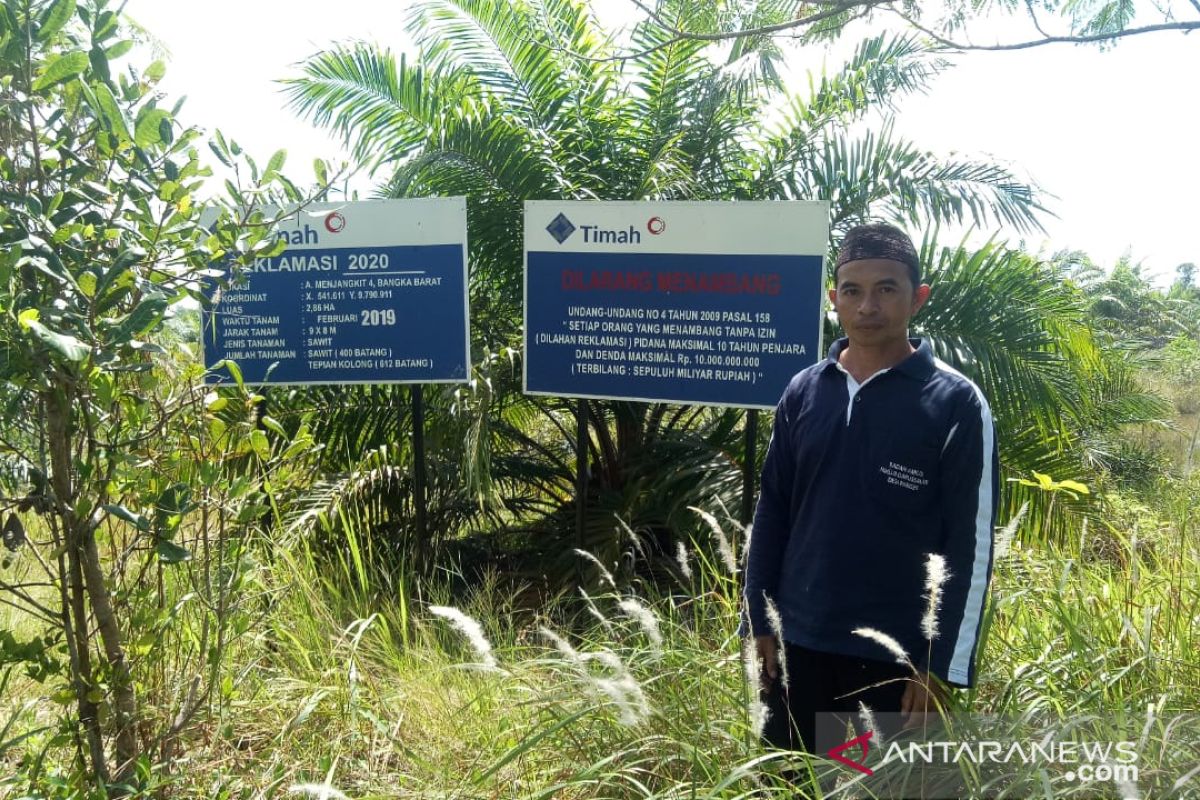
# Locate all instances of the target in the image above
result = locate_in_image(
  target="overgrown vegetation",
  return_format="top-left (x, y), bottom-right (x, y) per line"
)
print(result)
top-left (0, 0), bottom-right (315, 787)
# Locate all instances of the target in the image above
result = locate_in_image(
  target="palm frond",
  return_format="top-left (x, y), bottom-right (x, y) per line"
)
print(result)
top-left (801, 33), bottom-right (947, 124)
top-left (917, 241), bottom-right (1087, 437)
top-left (406, 0), bottom-right (578, 132)
top-left (801, 123), bottom-right (1047, 235)
top-left (283, 45), bottom-right (447, 170)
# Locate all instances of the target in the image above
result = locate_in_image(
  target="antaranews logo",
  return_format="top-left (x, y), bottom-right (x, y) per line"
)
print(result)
top-left (824, 717), bottom-right (1143, 799)
top-left (828, 730), bottom-right (875, 776)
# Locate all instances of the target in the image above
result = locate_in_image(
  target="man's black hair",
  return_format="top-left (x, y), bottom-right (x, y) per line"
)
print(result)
top-left (834, 223), bottom-right (921, 289)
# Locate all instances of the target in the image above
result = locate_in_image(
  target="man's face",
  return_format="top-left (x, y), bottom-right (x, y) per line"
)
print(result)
top-left (828, 258), bottom-right (931, 347)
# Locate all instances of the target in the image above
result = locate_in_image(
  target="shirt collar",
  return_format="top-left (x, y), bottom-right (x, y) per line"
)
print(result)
top-left (823, 337), bottom-right (936, 381)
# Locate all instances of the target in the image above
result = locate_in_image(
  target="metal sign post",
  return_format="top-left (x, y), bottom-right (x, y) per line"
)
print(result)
top-left (411, 385), bottom-right (429, 567)
top-left (574, 399), bottom-right (589, 579)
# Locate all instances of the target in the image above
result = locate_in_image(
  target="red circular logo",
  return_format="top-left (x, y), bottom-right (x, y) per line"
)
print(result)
top-left (647, 216), bottom-right (666, 235)
top-left (324, 212), bottom-right (346, 233)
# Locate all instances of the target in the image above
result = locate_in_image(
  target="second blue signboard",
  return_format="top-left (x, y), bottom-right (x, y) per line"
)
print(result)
top-left (524, 201), bottom-right (830, 409)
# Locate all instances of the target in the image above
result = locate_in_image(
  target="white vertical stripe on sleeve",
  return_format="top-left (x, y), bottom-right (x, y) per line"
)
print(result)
top-left (934, 359), bottom-right (995, 684)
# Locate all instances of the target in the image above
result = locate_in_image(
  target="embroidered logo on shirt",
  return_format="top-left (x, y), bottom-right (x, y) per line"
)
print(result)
top-left (879, 461), bottom-right (929, 492)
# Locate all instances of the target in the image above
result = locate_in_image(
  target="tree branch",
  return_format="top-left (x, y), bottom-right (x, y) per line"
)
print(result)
top-left (628, 0), bottom-right (883, 41)
top-left (892, 9), bottom-right (1200, 51)
top-left (543, 0), bottom-right (887, 63)
top-left (615, 0), bottom-right (1200, 54)
top-left (0, 582), bottom-right (59, 625)
top-left (1024, 0), bottom-right (1053, 40)
top-left (627, 0), bottom-right (888, 43)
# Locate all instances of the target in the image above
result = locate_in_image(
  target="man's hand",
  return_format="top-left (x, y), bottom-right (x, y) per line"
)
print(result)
top-left (754, 635), bottom-right (779, 691)
top-left (900, 674), bottom-right (949, 728)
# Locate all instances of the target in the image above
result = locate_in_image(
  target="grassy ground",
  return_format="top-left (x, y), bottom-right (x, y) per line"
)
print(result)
top-left (7, 476), bottom-right (1185, 799)
top-left (3, 437), bottom-right (1198, 798)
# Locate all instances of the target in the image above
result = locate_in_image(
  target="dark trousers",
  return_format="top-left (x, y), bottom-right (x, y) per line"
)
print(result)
top-left (760, 642), bottom-right (910, 754)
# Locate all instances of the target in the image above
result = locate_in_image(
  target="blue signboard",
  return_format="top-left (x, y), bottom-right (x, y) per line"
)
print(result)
top-left (524, 201), bottom-right (829, 409)
top-left (202, 198), bottom-right (469, 385)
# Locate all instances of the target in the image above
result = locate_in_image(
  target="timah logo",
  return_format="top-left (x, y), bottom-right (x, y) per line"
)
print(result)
top-left (546, 212), bottom-right (577, 244)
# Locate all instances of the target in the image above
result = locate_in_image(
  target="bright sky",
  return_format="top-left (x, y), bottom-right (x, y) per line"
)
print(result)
top-left (124, 1), bottom-right (1199, 286)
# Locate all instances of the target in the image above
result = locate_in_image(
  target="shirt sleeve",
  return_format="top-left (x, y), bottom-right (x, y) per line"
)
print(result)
top-left (925, 386), bottom-right (999, 688)
top-left (741, 386), bottom-right (799, 638)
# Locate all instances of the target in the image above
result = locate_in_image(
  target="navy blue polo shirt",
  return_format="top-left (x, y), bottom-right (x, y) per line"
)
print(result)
top-left (743, 337), bottom-right (998, 688)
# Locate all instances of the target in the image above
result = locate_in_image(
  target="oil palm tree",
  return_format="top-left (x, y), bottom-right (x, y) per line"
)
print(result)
top-left (277, 0), bottom-right (1146, 579)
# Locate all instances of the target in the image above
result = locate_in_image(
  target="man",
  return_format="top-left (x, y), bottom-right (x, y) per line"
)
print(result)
top-left (742, 222), bottom-right (998, 755)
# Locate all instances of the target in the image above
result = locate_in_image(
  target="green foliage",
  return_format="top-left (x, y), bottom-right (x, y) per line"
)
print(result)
top-left (0, 630), bottom-right (62, 683)
top-left (1059, 250), bottom-right (1195, 345)
top-left (1163, 334), bottom-right (1200, 384)
top-left (659, 0), bottom-right (1200, 51)
top-left (2, 2), bottom-right (1192, 792)
top-left (0, 0), bottom-right (314, 789)
top-left (45, 490), bottom-right (1191, 798)
top-left (278, 0), bottom-right (1061, 577)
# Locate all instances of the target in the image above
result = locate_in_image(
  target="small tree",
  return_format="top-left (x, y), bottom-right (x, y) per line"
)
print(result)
top-left (0, 0), bottom-right (297, 789)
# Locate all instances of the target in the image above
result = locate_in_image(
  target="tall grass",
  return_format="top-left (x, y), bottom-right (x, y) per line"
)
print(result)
top-left (72, 475), bottom-right (1186, 799)
top-left (3, 477), bottom-right (1197, 798)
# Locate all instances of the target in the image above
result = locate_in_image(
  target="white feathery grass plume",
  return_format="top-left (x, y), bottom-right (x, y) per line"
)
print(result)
top-left (1111, 764), bottom-right (1141, 800)
top-left (762, 592), bottom-right (789, 690)
top-left (613, 515), bottom-right (648, 561)
top-left (541, 628), bottom-right (649, 725)
top-left (921, 554), bottom-right (950, 641)
top-left (579, 587), bottom-right (613, 632)
top-left (573, 548), bottom-right (617, 589)
top-left (428, 606), bottom-right (496, 668)
top-left (994, 502), bottom-right (1028, 558)
top-left (592, 674), bottom-right (648, 726)
top-left (582, 649), bottom-right (651, 726)
top-left (1174, 764), bottom-right (1200, 793)
top-left (688, 505), bottom-right (737, 574)
top-left (741, 523), bottom-right (754, 570)
top-left (742, 633), bottom-right (761, 684)
top-left (858, 701), bottom-right (883, 746)
top-left (1137, 699), bottom-right (1156, 755)
top-left (713, 495), bottom-right (737, 527)
top-left (713, 495), bottom-right (745, 562)
top-left (289, 785), bottom-right (350, 800)
top-left (617, 597), bottom-right (664, 655)
top-left (540, 626), bottom-right (580, 661)
top-left (853, 627), bottom-right (912, 667)
top-left (742, 637), bottom-right (769, 738)
top-left (674, 540), bottom-right (693, 580)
